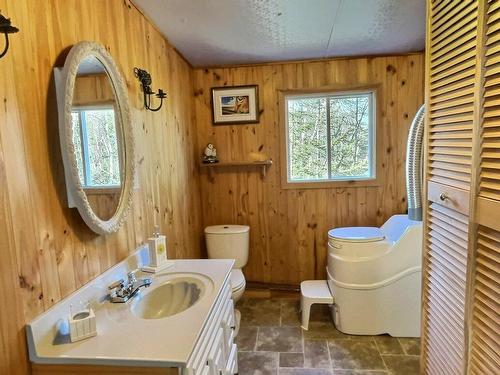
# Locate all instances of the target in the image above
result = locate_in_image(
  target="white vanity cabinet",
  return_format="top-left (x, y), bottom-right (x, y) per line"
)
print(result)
top-left (27, 252), bottom-right (237, 375)
top-left (186, 277), bottom-right (238, 375)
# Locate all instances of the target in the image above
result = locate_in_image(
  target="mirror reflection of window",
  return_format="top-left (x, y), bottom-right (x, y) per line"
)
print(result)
top-left (71, 106), bottom-right (121, 188)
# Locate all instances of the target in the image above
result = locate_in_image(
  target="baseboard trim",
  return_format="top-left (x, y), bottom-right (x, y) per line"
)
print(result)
top-left (243, 281), bottom-right (300, 299)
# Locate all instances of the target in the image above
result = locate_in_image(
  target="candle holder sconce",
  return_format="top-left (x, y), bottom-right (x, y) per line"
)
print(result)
top-left (0, 13), bottom-right (19, 59)
top-left (133, 67), bottom-right (167, 112)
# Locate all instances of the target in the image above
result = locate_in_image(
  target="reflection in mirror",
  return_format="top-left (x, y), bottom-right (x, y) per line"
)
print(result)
top-left (71, 56), bottom-right (124, 221)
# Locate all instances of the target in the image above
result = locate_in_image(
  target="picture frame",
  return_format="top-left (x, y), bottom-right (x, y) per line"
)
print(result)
top-left (211, 85), bottom-right (259, 125)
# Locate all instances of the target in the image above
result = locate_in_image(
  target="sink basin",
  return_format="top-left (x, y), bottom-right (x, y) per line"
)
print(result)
top-left (131, 276), bottom-right (207, 320)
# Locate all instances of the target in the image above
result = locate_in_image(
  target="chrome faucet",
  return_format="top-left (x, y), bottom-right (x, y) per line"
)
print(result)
top-left (108, 270), bottom-right (152, 303)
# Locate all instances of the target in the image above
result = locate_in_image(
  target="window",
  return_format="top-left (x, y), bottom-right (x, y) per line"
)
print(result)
top-left (284, 90), bottom-right (376, 184)
top-left (71, 107), bottom-right (121, 188)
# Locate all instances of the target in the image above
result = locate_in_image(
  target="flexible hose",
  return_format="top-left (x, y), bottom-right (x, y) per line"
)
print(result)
top-left (406, 105), bottom-right (425, 221)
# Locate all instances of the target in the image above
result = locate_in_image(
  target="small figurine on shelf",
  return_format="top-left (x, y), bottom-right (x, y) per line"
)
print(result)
top-left (202, 143), bottom-right (219, 164)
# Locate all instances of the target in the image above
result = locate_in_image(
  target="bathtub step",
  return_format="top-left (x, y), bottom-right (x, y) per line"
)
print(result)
top-left (300, 280), bottom-right (334, 330)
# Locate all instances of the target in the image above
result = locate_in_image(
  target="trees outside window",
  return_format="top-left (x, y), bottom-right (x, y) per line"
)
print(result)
top-left (71, 107), bottom-right (121, 188)
top-left (285, 91), bottom-right (375, 183)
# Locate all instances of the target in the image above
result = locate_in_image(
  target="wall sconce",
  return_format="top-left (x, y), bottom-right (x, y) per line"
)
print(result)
top-left (133, 67), bottom-right (167, 112)
top-left (0, 13), bottom-right (19, 59)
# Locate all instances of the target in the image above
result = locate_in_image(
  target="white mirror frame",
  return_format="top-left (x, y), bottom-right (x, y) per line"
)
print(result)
top-left (54, 41), bottom-right (135, 235)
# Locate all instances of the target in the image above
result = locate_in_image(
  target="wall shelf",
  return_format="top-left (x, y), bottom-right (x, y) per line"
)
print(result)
top-left (200, 160), bottom-right (273, 179)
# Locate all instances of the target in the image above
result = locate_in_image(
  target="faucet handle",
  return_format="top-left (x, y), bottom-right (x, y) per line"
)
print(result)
top-left (127, 270), bottom-right (138, 284)
top-left (108, 279), bottom-right (125, 291)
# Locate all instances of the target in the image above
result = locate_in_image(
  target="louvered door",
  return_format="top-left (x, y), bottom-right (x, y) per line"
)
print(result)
top-left (428, 0), bottom-right (478, 191)
top-left (468, 227), bottom-right (500, 374)
top-left (424, 0), bottom-right (479, 374)
top-left (424, 203), bottom-right (469, 373)
top-left (467, 1), bottom-right (500, 373)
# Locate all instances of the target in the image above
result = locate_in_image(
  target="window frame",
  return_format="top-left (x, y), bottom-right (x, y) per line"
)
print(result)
top-left (71, 104), bottom-right (123, 191)
top-left (279, 85), bottom-right (382, 190)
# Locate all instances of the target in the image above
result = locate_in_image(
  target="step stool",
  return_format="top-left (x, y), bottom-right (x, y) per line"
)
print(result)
top-left (300, 280), bottom-right (334, 330)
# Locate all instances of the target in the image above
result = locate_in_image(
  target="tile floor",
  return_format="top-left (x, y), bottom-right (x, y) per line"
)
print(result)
top-left (236, 297), bottom-right (420, 375)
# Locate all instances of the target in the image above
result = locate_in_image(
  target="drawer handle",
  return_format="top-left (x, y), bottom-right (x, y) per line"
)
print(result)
top-left (439, 193), bottom-right (449, 202)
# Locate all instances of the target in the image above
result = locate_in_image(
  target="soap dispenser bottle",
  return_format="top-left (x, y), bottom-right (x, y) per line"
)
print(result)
top-left (148, 225), bottom-right (167, 268)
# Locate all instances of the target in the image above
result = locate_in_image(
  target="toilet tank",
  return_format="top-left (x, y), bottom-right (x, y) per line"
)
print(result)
top-left (205, 225), bottom-right (249, 268)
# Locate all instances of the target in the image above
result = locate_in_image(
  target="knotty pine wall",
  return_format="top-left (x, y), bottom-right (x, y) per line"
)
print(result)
top-left (193, 55), bottom-right (424, 286)
top-left (0, 1), bottom-right (202, 374)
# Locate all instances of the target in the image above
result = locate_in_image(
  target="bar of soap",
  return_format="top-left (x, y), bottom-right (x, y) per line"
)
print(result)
top-left (248, 152), bottom-right (267, 161)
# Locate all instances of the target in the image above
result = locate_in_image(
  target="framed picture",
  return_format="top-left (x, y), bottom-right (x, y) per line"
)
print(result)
top-left (211, 85), bottom-right (259, 125)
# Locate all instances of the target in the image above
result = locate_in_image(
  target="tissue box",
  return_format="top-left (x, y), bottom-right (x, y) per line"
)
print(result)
top-left (69, 308), bottom-right (97, 342)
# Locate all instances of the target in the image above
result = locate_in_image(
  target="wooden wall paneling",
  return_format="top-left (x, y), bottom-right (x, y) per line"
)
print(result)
top-left (5, 0), bottom-right (62, 318)
top-left (73, 75), bottom-right (115, 106)
top-left (193, 54), bottom-right (425, 285)
top-left (0, 2), bottom-right (426, 374)
top-left (270, 75), bottom-right (289, 281)
top-left (0, 43), bottom-right (30, 375)
top-left (0, 9), bottom-right (42, 374)
top-left (0, 1), bottom-right (203, 373)
top-left (85, 192), bottom-right (121, 221)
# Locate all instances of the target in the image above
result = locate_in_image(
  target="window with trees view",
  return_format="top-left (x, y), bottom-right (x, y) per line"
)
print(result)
top-left (71, 107), bottom-right (121, 188)
top-left (285, 91), bottom-right (375, 183)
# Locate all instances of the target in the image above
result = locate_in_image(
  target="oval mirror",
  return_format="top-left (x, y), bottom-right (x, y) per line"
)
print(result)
top-left (55, 42), bottom-right (135, 234)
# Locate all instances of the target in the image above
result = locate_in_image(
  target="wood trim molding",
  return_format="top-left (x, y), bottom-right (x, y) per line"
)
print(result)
top-left (465, 0), bottom-right (488, 372)
top-left (420, 1), bottom-right (432, 366)
top-left (278, 84), bottom-right (383, 190)
top-left (194, 51), bottom-right (425, 70)
top-left (32, 363), bottom-right (179, 375)
top-left (476, 197), bottom-right (500, 232)
top-left (427, 181), bottom-right (470, 216)
top-left (83, 187), bottom-right (121, 195)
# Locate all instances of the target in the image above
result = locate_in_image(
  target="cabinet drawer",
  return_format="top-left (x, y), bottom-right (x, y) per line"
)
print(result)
top-left (221, 299), bottom-right (235, 330)
top-left (427, 181), bottom-right (469, 216)
top-left (187, 280), bottom-right (231, 374)
top-left (221, 299), bottom-right (235, 354)
top-left (224, 329), bottom-right (235, 361)
top-left (207, 328), bottom-right (224, 374)
top-left (225, 344), bottom-right (238, 375)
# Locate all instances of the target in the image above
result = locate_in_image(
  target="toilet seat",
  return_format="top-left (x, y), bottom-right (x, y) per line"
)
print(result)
top-left (328, 227), bottom-right (385, 243)
top-left (231, 269), bottom-right (246, 304)
top-left (230, 269), bottom-right (246, 291)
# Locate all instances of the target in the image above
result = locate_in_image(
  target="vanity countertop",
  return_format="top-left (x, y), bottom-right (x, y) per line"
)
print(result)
top-left (26, 247), bottom-right (233, 368)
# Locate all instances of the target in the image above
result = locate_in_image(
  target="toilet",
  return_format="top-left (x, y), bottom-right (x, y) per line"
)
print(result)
top-left (327, 214), bottom-right (422, 337)
top-left (205, 224), bottom-right (249, 333)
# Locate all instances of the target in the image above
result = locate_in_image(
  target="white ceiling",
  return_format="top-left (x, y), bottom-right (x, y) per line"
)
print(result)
top-left (133, 0), bottom-right (426, 67)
